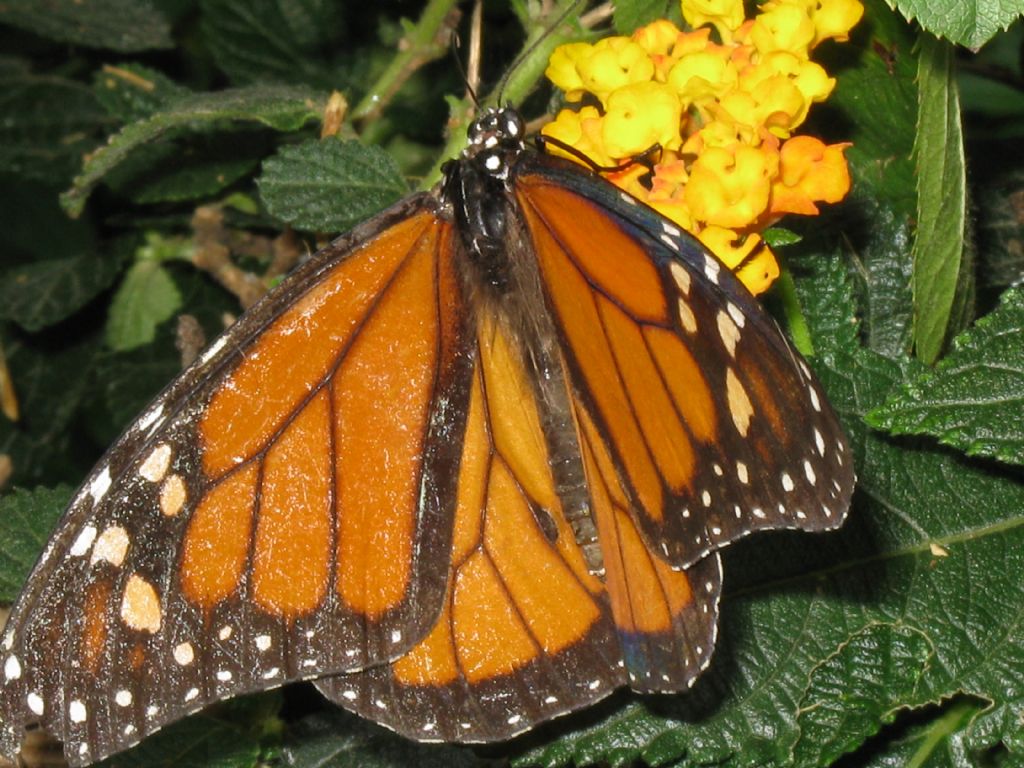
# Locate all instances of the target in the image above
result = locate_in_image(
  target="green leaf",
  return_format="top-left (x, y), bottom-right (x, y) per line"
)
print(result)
top-left (199, 0), bottom-right (345, 88)
top-left (820, 0), bottom-right (918, 358)
top-left (868, 286), bottom-right (1024, 466)
top-left (0, 486), bottom-right (71, 602)
top-left (612, 0), bottom-right (681, 34)
top-left (0, 0), bottom-right (172, 51)
top-left (0, 75), bottom-right (111, 184)
top-left (793, 624), bottom-right (934, 766)
top-left (105, 260), bottom-right (184, 352)
top-left (850, 699), bottom-right (988, 767)
top-left (92, 63), bottom-right (192, 122)
top-left (0, 251), bottom-right (125, 332)
top-left (0, 326), bottom-right (101, 487)
top-left (889, 0), bottom-right (1024, 49)
top-left (96, 693), bottom-right (278, 768)
top-left (61, 85), bottom-right (326, 217)
top-left (258, 138), bottom-right (408, 232)
top-left (912, 35), bottom-right (969, 364)
top-left (105, 134), bottom-right (266, 204)
top-left (281, 710), bottom-right (483, 767)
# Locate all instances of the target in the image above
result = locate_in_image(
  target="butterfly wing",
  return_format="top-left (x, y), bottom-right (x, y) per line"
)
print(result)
top-left (0, 197), bottom-right (473, 765)
top-left (316, 311), bottom-right (722, 739)
top-left (513, 157), bottom-right (855, 576)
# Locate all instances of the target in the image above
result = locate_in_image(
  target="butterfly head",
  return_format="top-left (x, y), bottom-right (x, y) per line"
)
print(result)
top-left (462, 106), bottom-right (525, 180)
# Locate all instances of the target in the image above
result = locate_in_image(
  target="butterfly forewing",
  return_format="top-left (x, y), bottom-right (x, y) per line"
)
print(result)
top-left (0, 198), bottom-right (470, 765)
top-left (515, 161), bottom-right (855, 568)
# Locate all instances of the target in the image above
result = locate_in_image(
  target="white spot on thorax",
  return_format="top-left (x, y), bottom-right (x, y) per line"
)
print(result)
top-left (4, 655), bottom-right (21, 681)
top-left (184, 688), bottom-right (199, 702)
top-left (216, 670), bottom-right (232, 682)
top-left (255, 635), bottom-right (272, 652)
top-left (27, 692), bottom-right (44, 715)
top-left (69, 700), bottom-right (87, 723)
top-left (115, 690), bottom-right (132, 707)
top-left (508, 714), bottom-right (522, 725)
top-left (218, 625), bottom-right (232, 641)
top-left (341, 689), bottom-right (357, 701)
top-left (173, 642), bottom-right (194, 666)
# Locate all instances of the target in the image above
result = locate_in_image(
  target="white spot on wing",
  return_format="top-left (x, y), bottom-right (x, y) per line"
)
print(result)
top-left (136, 404), bottom-right (164, 434)
top-left (815, 428), bottom-right (825, 456)
top-left (4, 655), bottom-right (21, 681)
top-left (782, 472), bottom-right (795, 492)
top-left (70, 525), bottom-right (98, 557)
top-left (184, 688), bottom-right (199, 702)
top-left (669, 262), bottom-right (691, 295)
top-left (89, 467), bottom-right (112, 504)
top-left (703, 255), bottom-right (721, 284)
top-left (199, 335), bottom-right (229, 365)
top-left (91, 525), bottom-right (130, 567)
top-left (717, 310), bottom-right (740, 357)
top-left (727, 302), bottom-right (745, 327)
top-left (804, 460), bottom-right (816, 485)
top-left (139, 443), bottom-right (172, 483)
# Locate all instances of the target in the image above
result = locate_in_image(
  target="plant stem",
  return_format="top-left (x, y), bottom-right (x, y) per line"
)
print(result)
top-left (418, 0), bottom-right (597, 190)
top-left (351, 0), bottom-right (461, 128)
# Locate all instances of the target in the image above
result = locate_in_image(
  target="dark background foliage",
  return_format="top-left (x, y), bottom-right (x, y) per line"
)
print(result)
top-left (2, 0), bottom-right (1024, 766)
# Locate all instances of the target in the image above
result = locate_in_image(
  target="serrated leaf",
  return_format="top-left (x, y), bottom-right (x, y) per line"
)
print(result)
top-left (793, 624), bottom-right (934, 766)
top-left (258, 138), bottom-right (407, 232)
top-left (0, 326), bottom-right (100, 487)
top-left (105, 261), bottom-right (183, 352)
top-left (0, 252), bottom-right (125, 332)
top-left (0, 0), bottom-right (172, 52)
top-left (281, 710), bottom-right (482, 768)
top-left (868, 286), bottom-right (1024, 465)
top-left (62, 85), bottom-right (325, 217)
top-left (199, 0), bottom-right (345, 88)
top-left (889, 0), bottom-right (1024, 49)
top-left (96, 701), bottom-right (274, 768)
top-left (105, 134), bottom-right (266, 204)
top-left (912, 35), bottom-right (969, 364)
top-left (850, 699), bottom-right (987, 767)
top-left (0, 486), bottom-right (71, 602)
top-left (92, 63), bottom-right (192, 122)
top-left (0, 75), bottom-right (111, 184)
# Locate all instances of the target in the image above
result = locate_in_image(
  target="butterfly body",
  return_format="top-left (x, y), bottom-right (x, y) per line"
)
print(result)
top-left (1, 107), bottom-right (854, 765)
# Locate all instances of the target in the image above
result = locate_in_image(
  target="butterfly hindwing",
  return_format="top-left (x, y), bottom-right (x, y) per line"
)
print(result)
top-left (317, 313), bottom-right (626, 741)
top-left (515, 160), bottom-right (855, 569)
top-left (0, 197), bottom-right (471, 765)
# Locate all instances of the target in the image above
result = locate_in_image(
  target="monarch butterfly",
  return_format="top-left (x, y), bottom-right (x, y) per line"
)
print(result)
top-left (0, 104), bottom-right (854, 766)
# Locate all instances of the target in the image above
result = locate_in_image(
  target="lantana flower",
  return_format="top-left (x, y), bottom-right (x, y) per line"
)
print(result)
top-left (543, 0), bottom-right (863, 295)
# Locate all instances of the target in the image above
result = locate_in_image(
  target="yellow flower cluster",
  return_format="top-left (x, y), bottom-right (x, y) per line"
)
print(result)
top-left (543, 0), bottom-right (862, 294)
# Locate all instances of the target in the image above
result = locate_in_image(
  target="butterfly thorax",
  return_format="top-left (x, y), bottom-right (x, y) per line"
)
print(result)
top-left (441, 107), bottom-right (527, 289)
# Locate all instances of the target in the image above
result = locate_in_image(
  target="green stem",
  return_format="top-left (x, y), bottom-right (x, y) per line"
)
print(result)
top-left (418, 0), bottom-right (591, 190)
top-left (350, 0), bottom-right (459, 127)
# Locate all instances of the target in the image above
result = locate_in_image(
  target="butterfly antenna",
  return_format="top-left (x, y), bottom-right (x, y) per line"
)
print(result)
top-left (450, 0), bottom-right (482, 107)
top-left (495, 0), bottom-right (584, 107)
